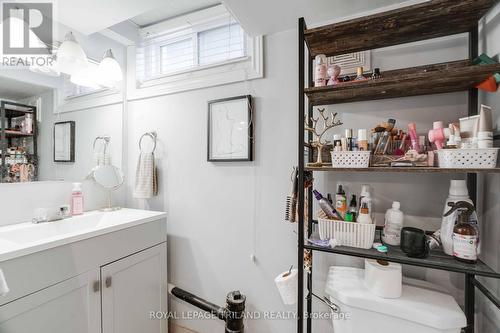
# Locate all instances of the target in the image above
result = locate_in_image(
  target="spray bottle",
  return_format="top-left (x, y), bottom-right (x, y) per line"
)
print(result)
top-left (440, 180), bottom-right (475, 256)
top-left (444, 201), bottom-right (479, 264)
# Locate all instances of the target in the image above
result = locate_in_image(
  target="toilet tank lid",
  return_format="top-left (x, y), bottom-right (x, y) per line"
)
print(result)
top-left (324, 267), bottom-right (466, 330)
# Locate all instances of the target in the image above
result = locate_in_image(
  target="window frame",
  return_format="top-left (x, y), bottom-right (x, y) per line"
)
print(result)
top-left (128, 5), bottom-right (263, 101)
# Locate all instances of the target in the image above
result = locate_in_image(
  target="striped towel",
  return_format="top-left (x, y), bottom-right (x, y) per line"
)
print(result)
top-left (133, 152), bottom-right (158, 199)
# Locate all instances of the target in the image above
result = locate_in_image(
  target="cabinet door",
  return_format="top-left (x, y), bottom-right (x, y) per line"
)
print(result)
top-left (102, 243), bottom-right (167, 333)
top-left (0, 269), bottom-right (101, 333)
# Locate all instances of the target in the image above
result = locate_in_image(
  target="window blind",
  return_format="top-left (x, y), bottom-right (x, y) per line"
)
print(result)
top-left (136, 16), bottom-right (247, 83)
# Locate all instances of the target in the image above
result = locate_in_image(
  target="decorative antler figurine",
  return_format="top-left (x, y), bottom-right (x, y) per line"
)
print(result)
top-left (305, 108), bottom-right (343, 167)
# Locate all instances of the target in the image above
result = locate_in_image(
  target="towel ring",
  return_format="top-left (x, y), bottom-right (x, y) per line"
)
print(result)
top-left (93, 136), bottom-right (111, 155)
top-left (139, 131), bottom-right (157, 153)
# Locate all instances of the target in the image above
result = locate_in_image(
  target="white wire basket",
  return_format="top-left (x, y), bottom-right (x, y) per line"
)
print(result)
top-left (437, 148), bottom-right (499, 169)
top-left (318, 218), bottom-right (376, 249)
top-left (330, 151), bottom-right (371, 168)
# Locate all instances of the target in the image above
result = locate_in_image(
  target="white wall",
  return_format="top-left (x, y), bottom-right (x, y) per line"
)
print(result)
top-left (120, 17), bottom-right (494, 331)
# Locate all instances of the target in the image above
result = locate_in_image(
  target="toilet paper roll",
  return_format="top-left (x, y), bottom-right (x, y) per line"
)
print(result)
top-left (364, 259), bottom-right (402, 299)
top-left (0, 269), bottom-right (10, 297)
top-left (275, 269), bottom-right (298, 305)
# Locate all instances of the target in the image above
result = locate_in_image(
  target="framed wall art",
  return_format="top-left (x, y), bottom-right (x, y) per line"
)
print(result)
top-left (54, 121), bottom-right (75, 162)
top-left (207, 95), bottom-right (253, 162)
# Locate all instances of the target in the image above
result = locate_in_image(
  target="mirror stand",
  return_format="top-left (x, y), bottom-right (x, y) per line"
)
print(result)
top-left (100, 189), bottom-right (121, 212)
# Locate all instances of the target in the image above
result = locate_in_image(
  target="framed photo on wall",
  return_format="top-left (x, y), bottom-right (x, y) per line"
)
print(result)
top-left (54, 121), bottom-right (75, 162)
top-left (207, 95), bottom-right (253, 162)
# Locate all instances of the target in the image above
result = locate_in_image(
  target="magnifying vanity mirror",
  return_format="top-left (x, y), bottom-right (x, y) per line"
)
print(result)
top-left (91, 165), bottom-right (124, 211)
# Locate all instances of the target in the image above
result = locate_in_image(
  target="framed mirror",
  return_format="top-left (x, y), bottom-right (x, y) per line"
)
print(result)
top-left (54, 121), bottom-right (75, 162)
top-left (207, 95), bottom-right (253, 162)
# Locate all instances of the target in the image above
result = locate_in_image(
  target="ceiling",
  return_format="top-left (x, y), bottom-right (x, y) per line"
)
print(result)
top-left (0, 76), bottom-right (52, 100)
top-left (223, 0), bottom-right (419, 36)
top-left (131, 0), bottom-right (220, 28)
top-left (54, 0), bottom-right (166, 35)
top-left (50, 0), bottom-right (421, 38)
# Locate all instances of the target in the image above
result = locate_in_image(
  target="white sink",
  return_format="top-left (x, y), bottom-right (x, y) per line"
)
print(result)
top-left (0, 209), bottom-right (166, 262)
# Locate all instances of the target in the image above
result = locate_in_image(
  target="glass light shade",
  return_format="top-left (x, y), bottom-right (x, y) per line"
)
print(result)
top-left (56, 32), bottom-right (88, 75)
top-left (97, 49), bottom-right (123, 88)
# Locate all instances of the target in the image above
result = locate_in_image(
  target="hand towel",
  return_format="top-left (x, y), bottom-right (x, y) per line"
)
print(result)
top-left (133, 152), bottom-right (158, 199)
top-left (0, 269), bottom-right (10, 297)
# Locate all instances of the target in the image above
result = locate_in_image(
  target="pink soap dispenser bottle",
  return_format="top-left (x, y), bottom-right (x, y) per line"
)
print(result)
top-left (71, 182), bottom-right (84, 215)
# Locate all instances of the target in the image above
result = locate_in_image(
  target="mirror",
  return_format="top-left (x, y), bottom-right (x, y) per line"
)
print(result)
top-left (90, 165), bottom-right (124, 211)
top-left (93, 165), bottom-right (124, 189)
top-left (0, 69), bottom-right (123, 184)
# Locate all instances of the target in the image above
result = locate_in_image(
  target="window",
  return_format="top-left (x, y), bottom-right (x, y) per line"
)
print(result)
top-left (198, 23), bottom-right (245, 66)
top-left (160, 38), bottom-right (194, 74)
top-left (135, 8), bottom-right (248, 83)
top-left (63, 60), bottom-right (105, 99)
top-left (129, 5), bottom-right (263, 100)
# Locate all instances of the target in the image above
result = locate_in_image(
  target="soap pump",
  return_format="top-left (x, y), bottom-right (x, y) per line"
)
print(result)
top-left (444, 201), bottom-right (479, 264)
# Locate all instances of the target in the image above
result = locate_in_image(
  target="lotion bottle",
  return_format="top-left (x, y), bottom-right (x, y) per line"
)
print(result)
top-left (71, 182), bottom-right (84, 216)
top-left (382, 201), bottom-right (404, 246)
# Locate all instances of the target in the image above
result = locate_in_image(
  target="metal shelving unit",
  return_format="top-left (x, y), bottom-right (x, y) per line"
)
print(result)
top-left (0, 101), bottom-right (38, 183)
top-left (297, 1), bottom-right (500, 332)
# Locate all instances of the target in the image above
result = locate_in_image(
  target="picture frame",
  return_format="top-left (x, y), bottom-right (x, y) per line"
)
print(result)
top-left (54, 121), bottom-right (75, 162)
top-left (207, 95), bottom-right (253, 162)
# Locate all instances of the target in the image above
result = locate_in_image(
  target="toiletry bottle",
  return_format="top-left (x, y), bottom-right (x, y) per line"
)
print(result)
top-left (407, 123), bottom-right (420, 152)
top-left (357, 203), bottom-right (372, 224)
top-left (371, 68), bottom-right (381, 80)
top-left (349, 195), bottom-right (358, 222)
top-left (354, 67), bottom-right (367, 81)
top-left (444, 201), bottom-right (478, 263)
top-left (478, 104), bottom-right (493, 148)
top-left (358, 129), bottom-right (368, 151)
top-left (313, 190), bottom-right (342, 220)
top-left (440, 180), bottom-right (474, 256)
top-left (314, 55), bottom-right (327, 87)
top-left (382, 201), bottom-right (404, 246)
top-left (25, 114), bottom-right (33, 134)
top-left (345, 129), bottom-right (353, 151)
top-left (71, 182), bottom-right (84, 216)
top-left (333, 134), bottom-right (342, 148)
top-left (335, 185), bottom-right (347, 219)
top-left (359, 184), bottom-right (372, 216)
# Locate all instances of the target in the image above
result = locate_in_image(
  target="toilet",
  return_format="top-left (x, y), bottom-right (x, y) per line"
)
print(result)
top-left (324, 267), bottom-right (466, 333)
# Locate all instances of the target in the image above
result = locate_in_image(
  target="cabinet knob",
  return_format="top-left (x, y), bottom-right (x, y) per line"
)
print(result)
top-left (105, 276), bottom-right (112, 288)
top-left (93, 280), bottom-right (100, 293)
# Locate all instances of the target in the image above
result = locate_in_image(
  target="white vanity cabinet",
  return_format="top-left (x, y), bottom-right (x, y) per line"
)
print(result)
top-left (102, 244), bottom-right (167, 333)
top-left (0, 210), bottom-right (167, 333)
top-left (0, 269), bottom-right (101, 333)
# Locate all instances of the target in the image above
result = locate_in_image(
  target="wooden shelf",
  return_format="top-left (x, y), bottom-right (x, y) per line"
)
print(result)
top-left (305, 166), bottom-right (500, 173)
top-left (305, 240), bottom-right (500, 278)
top-left (304, 0), bottom-right (497, 57)
top-left (4, 108), bottom-right (34, 118)
top-left (4, 130), bottom-right (34, 138)
top-left (305, 60), bottom-right (500, 105)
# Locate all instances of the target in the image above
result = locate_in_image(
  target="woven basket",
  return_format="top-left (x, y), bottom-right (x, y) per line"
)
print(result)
top-left (330, 151), bottom-right (371, 168)
top-left (437, 148), bottom-right (499, 169)
top-left (317, 217), bottom-right (376, 249)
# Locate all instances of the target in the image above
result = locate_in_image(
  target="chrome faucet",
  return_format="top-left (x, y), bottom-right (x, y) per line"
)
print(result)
top-left (32, 206), bottom-right (71, 224)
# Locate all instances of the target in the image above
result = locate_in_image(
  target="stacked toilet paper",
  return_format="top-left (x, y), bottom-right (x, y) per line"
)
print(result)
top-left (275, 269), bottom-right (298, 305)
top-left (364, 259), bottom-right (402, 298)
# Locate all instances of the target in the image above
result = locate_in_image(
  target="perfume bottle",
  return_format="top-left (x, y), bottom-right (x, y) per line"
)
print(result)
top-left (355, 67), bottom-right (367, 81)
top-left (371, 68), bottom-right (381, 80)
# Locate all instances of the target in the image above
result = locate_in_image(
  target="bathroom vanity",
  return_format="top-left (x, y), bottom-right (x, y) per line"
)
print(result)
top-left (0, 209), bottom-right (167, 333)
